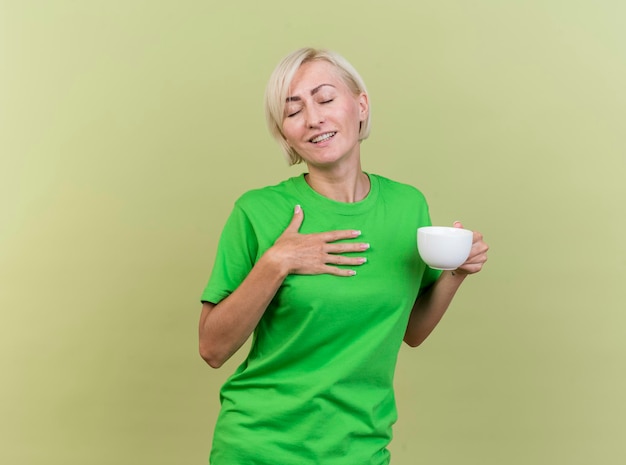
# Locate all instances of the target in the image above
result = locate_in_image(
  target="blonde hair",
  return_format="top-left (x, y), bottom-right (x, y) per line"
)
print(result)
top-left (264, 48), bottom-right (371, 165)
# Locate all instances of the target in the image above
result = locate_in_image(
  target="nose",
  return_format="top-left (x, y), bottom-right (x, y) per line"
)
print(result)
top-left (304, 104), bottom-right (324, 128)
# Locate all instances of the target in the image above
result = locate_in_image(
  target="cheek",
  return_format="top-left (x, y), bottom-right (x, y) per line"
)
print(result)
top-left (346, 105), bottom-right (363, 130)
top-left (281, 121), bottom-right (294, 138)
top-left (281, 121), bottom-right (300, 145)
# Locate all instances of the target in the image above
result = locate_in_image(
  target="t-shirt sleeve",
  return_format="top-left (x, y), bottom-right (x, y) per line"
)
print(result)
top-left (416, 193), bottom-right (443, 296)
top-left (418, 266), bottom-right (442, 296)
top-left (200, 204), bottom-right (258, 304)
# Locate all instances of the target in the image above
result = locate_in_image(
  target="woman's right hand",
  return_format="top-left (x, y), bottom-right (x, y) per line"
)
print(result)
top-left (266, 205), bottom-right (370, 277)
top-left (199, 204), bottom-right (370, 367)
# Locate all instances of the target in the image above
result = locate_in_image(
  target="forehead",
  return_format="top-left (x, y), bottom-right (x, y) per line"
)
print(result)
top-left (288, 60), bottom-right (348, 95)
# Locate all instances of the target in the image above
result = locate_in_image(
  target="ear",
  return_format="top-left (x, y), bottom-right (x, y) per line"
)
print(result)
top-left (357, 92), bottom-right (369, 122)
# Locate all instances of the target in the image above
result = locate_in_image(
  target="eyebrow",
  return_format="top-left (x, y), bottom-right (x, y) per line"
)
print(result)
top-left (286, 83), bottom-right (336, 102)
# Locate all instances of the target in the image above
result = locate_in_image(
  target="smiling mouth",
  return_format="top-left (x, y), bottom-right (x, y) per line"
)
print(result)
top-left (310, 132), bottom-right (337, 144)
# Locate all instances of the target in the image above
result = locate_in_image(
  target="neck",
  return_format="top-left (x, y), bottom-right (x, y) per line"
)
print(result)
top-left (304, 164), bottom-right (370, 203)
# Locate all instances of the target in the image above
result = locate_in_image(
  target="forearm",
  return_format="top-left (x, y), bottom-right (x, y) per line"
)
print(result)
top-left (404, 270), bottom-right (467, 347)
top-left (199, 205), bottom-right (373, 368)
top-left (199, 251), bottom-right (287, 368)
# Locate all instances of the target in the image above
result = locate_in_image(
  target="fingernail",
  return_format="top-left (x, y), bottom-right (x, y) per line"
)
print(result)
top-left (348, 270), bottom-right (357, 276)
top-left (353, 230), bottom-right (362, 236)
top-left (295, 204), bottom-right (301, 213)
top-left (361, 243), bottom-right (370, 250)
top-left (358, 257), bottom-right (367, 264)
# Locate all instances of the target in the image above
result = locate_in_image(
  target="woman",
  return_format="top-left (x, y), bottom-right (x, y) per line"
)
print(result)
top-left (199, 47), bottom-right (488, 465)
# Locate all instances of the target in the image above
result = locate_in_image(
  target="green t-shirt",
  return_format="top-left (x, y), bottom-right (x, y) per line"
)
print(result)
top-left (201, 173), bottom-right (441, 465)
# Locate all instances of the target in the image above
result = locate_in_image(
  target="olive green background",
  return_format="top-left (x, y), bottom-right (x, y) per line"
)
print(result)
top-left (1, 1), bottom-right (624, 464)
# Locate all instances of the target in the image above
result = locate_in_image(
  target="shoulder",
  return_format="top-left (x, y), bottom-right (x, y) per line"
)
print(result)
top-left (370, 173), bottom-right (428, 203)
top-left (234, 177), bottom-right (299, 210)
top-left (224, 177), bottom-right (301, 248)
top-left (230, 177), bottom-right (301, 232)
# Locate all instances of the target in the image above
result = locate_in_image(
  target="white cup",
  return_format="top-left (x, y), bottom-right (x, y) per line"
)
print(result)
top-left (417, 226), bottom-right (473, 270)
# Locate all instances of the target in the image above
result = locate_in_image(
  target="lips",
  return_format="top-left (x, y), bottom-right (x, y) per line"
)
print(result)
top-left (310, 132), bottom-right (337, 144)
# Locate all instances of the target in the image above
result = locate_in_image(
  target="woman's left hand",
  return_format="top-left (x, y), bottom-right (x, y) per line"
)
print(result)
top-left (452, 221), bottom-right (489, 275)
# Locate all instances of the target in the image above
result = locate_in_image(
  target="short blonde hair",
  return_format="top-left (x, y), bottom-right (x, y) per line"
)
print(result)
top-left (264, 48), bottom-right (371, 165)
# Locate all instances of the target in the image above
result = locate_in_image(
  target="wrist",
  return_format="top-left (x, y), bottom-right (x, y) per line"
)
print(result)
top-left (259, 246), bottom-right (290, 280)
top-left (446, 269), bottom-right (468, 283)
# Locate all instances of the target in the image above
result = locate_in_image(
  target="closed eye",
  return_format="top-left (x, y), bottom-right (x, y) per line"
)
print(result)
top-left (285, 98), bottom-right (333, 118)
